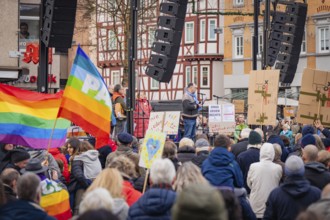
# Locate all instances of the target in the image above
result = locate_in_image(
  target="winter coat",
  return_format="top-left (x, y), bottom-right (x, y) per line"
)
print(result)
top-left (48, 148), bottom-right (70, 184)
top-left (237, 146), bottom-right (260, 194)
top-left (0, 200), bottom-right (55, 220)
top-left (321, 128), bottom-right (330, 148)
top-left (127, 185), bottom-right (176, 220)
top-left (247, 145), bottom-right (282, 218)
top-left (191, 151), bottom-right (209, 168)
top-left (182, 92), bottom-right (199, 119)
top-left (97, 145), bottom-right (113, 169)
top-left (106, 146), bottom-right (139, 168)
top-left (67, 160), bottom-right (91, 192)
top-left (280, 130), bottom-right (294, 145)
top-left (177, 146), bottom-right (196, 163)
top-left (202, 147), bottom-right (243, 188)
top-left (304, 161), bottom-right (330, 190)
top-left (307, 198), bottom-right (330, 219)
top-left (3, 184), bottom-right (17, 203)
top-left (263, 175), bottom-right (321, 220)
top-left (134, 98), bottom-right (152, 138)
top-left (0, 143), bottom-right (10, 162)
top-left (74, 150), bottom-right (102, 179)
top-left (113, 198), bottom-right (129, 220)
top-left (113, 92), bottom-right (127, 119)
top-left (123, 180), bottom-right (142, 206)
top-left (231, 138), bottom-right (249, 158)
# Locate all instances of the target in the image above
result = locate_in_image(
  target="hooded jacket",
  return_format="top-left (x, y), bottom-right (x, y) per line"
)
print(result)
top-left (127, 186), bottom-right (176, 220)
top-left (304, 161), bottom-right (330, 190)
top-left (247, 144), bottom-right (282, 218)
top-left (202, 147), bottom-right (243, 188)
top-left (263, 175), bottom-right (321, 220)
top-left (113, 198), bottom-right (129, 220)
top-left (74, 150), bottom-right (102, 179)
top-left (191, 150), bottom-right (209, 168)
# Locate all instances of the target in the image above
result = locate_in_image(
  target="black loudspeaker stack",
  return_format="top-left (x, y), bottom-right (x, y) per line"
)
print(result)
top-left (267, 2), bottom-right (307, 84)
top-left (145, 0), bottom-right (188, 83)
top-left (41, 0), bottom-right (77, 48)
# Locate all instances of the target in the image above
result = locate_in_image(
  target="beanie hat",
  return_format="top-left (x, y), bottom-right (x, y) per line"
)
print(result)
top-left (11, 149), bottom-right (30, 164)
top-left (301, 134), bottom-right (316, 148)
top-left (248, 131), bottom-right (262, 145)
top-left (285, 155), bottom-right (305, 176)
top-left (172, 184), bottom-right (227, 220)
top-left (302, 125), bottom-right (315, 136)
top-left (117, 132), bottom-right (133, 145)
top-left (195, 138), bottom-right (209, 151)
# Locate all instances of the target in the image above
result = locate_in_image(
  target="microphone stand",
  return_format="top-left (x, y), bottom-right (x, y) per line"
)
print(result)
top-left (213, 95), bottom-right (221, 105)
top-left (199, 93), bottom-right (206, 134)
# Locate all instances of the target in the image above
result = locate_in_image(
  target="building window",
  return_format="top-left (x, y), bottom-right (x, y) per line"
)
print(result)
top-left (319, 27), bottom-right (329, 52)
top-left (151, 78), bottom-right (159, 90)
top-left (185, 22), bottom-right (194, 43)
top-left (258, 34), bottom-right (263, 55)
top-left (200, 20), bottom-right (205, 41)
top-left (111, 71), bottom-right (121, 85)
top-left (108, 30), bottom-right (117, 50)
top-left (19, 4), bottom-right (40, 50)
top-left (234, 0), bottom-right (244, 6)
top-left (104, 68), bottom-right (111, 86)
top-left (192, 66), bottom-right (198, 85)
top-left (185, 66), bottom-right (191, 86)
top-left (148, 26), bottom-right (156, 48)
top-left (234, 35), bottom-right (244, 58)
top-left (208, 19), bottom-right (216, 41)
top-left (200, 66), bottom-right (209, 88)
top-left (301, 31), bottom-right (306, 54)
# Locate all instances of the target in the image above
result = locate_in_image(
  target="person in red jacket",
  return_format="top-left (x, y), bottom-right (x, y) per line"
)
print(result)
top-left (134, 92), bottom-right (152, 139)
top-left (48, 148), bottom-right (70, 184)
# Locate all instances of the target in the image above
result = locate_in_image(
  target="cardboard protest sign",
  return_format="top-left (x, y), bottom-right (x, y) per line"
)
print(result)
top-left (139, 130), bottom-right (166, 169)
top-left (283, 107), bottom-right (295, 118)
top-left (208, 104), bottom-right (236, 134)
top-left (297, 68), bottom-right (330, 127)
top-left (148, 112), bottom-right (165, 132)
top-left (248, 70), bottom-right (280, 126)
top-left (233, 100), bottom-right (245, 113)
top-left (163, 111), bottom-right (181, 135)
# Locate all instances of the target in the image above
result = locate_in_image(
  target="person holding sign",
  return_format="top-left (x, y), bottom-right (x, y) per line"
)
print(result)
top-left (182, 83), bottom-right (203, 140)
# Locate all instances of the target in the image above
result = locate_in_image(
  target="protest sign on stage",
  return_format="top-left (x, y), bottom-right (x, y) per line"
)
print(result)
top-left (297, 68), bottom-right (330, 127)
top-left (283, 107), bottom-right (296, 118)
top-left (208, 104), bottom-right (235, 134)
top-left (248, 70), bottom-right (279, 126)
top-left (163, 111), bottom-right (181, 135)
top-left (148, 112), bottom-right (165, 132)
top-left (139, 130), bottom-right (166, 169)
top-left (233, 100), bottom-right (245, 113)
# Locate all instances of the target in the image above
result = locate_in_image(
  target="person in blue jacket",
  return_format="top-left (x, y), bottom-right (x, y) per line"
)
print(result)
top-left (202, 134), bottom-right (244, 188)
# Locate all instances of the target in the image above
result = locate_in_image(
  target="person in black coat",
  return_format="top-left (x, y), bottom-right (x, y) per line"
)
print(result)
top-left (0, 149), bottom-right (30, 174)
top-left (162, 141), bottom-right (181, 171)
top-left (263, 156), bottom-right (321, 220)
top-left (177, 138), bottom-right (196, 164)
top-left (0, 168), bottom-right (20, 203)
top-left (191, 138), bottom-right (210, 168)
top-left (237, 131), bottom-right (262, 194)
top-left (231, 128), bottom-right (251, 158)
top-left (128, 158), bottom-right (176, 220)
top-left (0, 143), bottom-right (14, 162)
top-left (302, 145), bottom-right (330, 190)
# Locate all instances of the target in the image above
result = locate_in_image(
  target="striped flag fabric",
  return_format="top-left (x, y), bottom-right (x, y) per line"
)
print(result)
top-left (58, 46), bottom-right (112, 148)
top-left (0, 84), bottom-right (69, 149)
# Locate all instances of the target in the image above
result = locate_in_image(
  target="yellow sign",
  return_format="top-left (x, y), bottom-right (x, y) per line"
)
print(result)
top-left (139, 130), bottom-right (166, 169)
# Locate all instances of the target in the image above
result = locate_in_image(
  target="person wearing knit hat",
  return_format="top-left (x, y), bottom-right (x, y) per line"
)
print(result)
top-left (117, 132), bottom-right (133, 145)
top-left (302, 125), bottom-right (315, 136)
top-left (191, 138), bottom-right (210, 168)
top-left (264, 155), bottom-right (321, 220)
top-left (0, 149), bottom-right (30, 174)
top-left (267, 135), bottom-right (289, 162)
top-left (301, 134), bottom-right (316, 148)
top-left (172, 184), bottom-right (228, 220)
top-left (236, 131), bottom-right (262, 194)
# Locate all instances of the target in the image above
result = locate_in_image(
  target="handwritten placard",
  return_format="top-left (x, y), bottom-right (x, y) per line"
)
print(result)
top-left (163, 111), bottom-right (181, 135)
top-left (209, 105), bottom-right (222, 122)
top-left (208, 104), bottom-right (236, 134)
top-left (148, 112), bottom-right (165, 132)
top-left (139, 130), bottom-right (166, 169)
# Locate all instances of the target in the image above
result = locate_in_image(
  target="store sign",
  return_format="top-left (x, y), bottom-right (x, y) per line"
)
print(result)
top-left (15, 74), bottom-right (57, 84)
top-left (22, 43), bottom-right (53, 64)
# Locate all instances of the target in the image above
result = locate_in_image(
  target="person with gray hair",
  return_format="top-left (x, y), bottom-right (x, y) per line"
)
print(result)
top-left (127, 158), bottom-right (176, 220)
top-left (231, 128), bottom-right (251, 158)
top-left (79, 188), bottom-right (115, 215)
top-left (0, 172), bottom-right (55, 220)
top-left (263, 156), bottom-right (321, 220)
top-left (302, 145), bottom-right (330, 190)
top-left (307, 183), bottom-right (330, 220)
top-left (191, 138), bottom-right (211, 168)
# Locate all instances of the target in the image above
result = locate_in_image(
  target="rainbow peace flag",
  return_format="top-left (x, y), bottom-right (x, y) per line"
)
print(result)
top-left (40, 179), bottom-right (72, 220)
top-left (0, 84), bottom-right (69, 149)
top-left (58, 46), bottom-right (111, 148)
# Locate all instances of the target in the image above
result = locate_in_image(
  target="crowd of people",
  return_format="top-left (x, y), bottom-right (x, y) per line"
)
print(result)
top-left (0, 115), bottom-right (329, 220)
